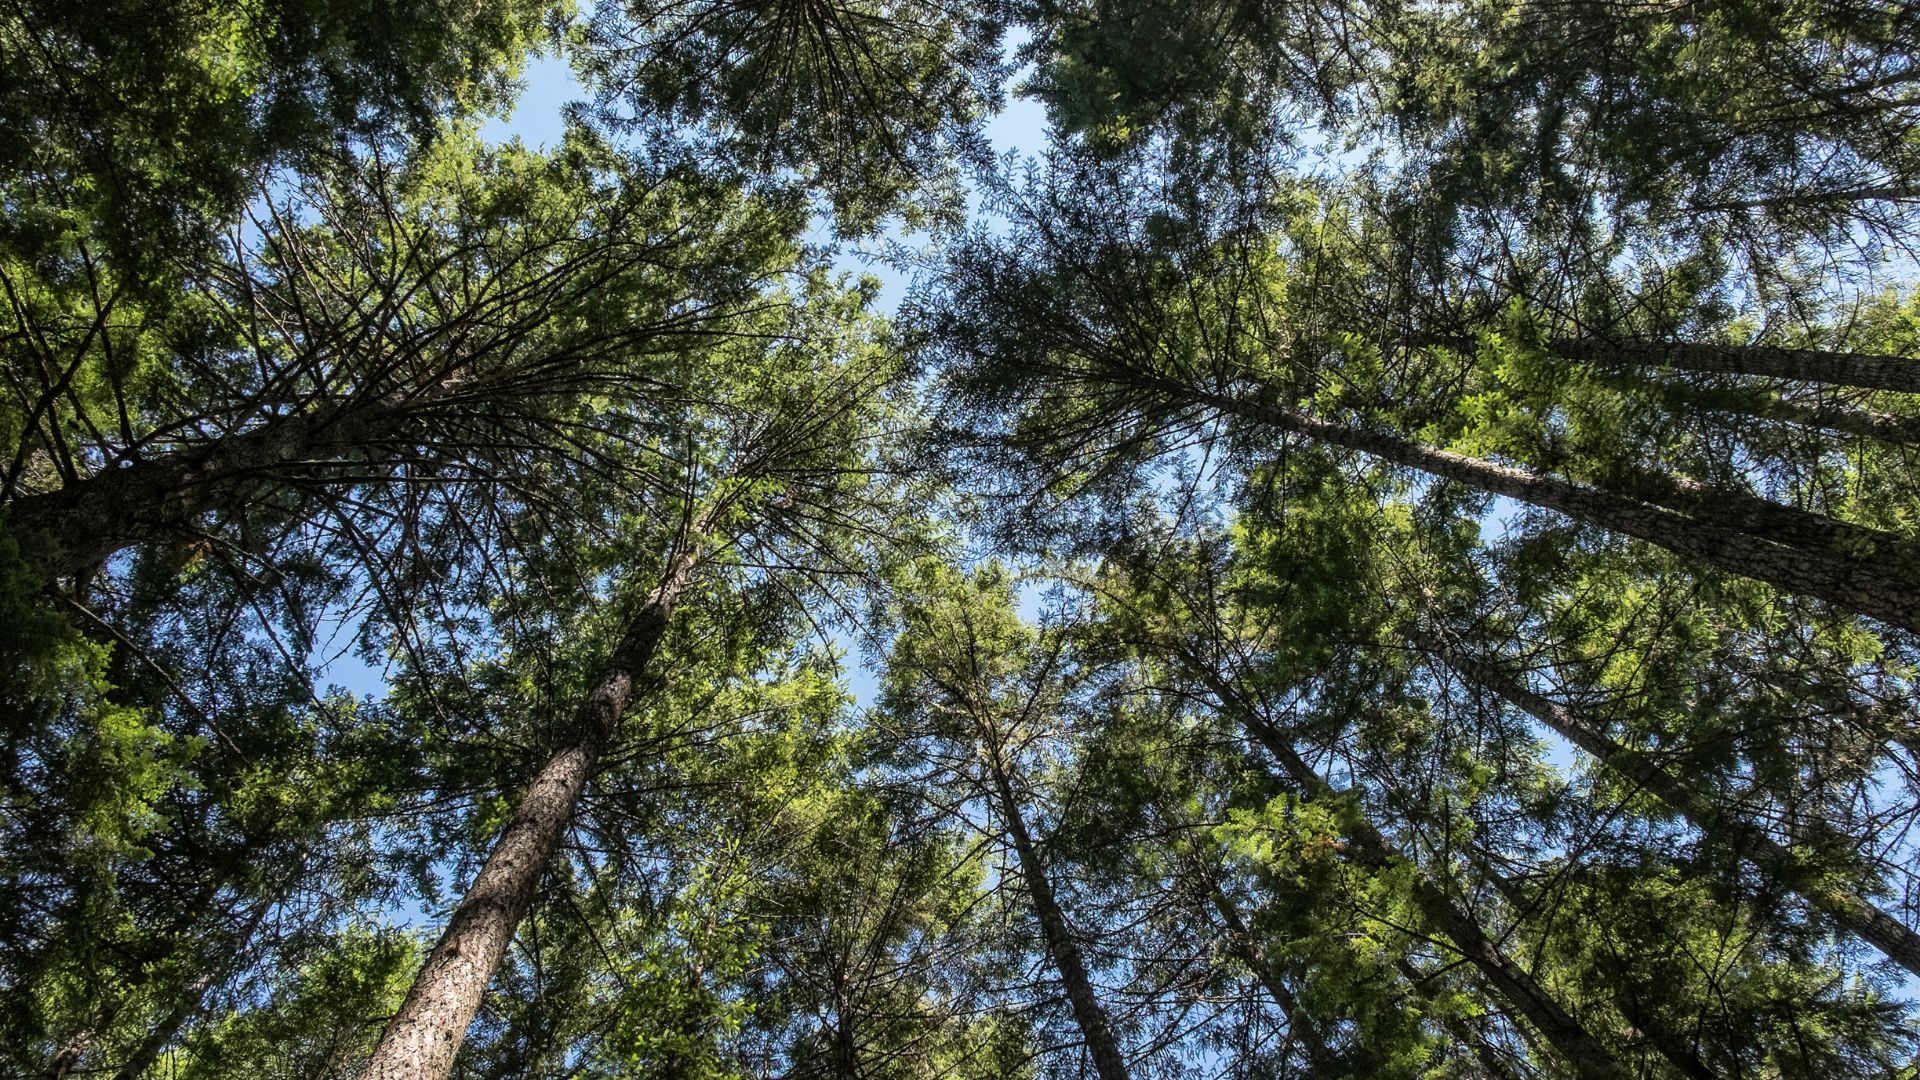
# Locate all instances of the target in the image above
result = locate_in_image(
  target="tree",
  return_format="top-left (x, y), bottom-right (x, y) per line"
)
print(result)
top-left (7, 0), bottom-right (1920, 1075)
top-left (571, 0), bottom-right (1006, 234)
top-left (0, 0), bottom-right (553, 280)
top-left (878, 564), bottom-right (1135, 1080)
top-left (924, 167), bottom-right (1920, 631)
top-left (2, 130), bottom-right (795, 586)
top-left (360, 275), bottom-right (913, 1078)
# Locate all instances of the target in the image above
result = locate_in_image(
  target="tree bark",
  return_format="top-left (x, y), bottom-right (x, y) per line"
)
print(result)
top-left (1603, 464), bottom-right (1920, 569)
top-left (1188, 665), bottom-right (1630, 1080)
top-left (980, 744), bottom-right (1132, 1080)
top-left (5, 399), bottom-right (406, 579)
top-left (1418, 631), bottom-right (1920, 978)
top-left (1198, 392), bottom-right (1920, 632)
top-left (357, 540), bottom-right (703, 1080)
top-left (1551, 338), bottom-right (1920, 395)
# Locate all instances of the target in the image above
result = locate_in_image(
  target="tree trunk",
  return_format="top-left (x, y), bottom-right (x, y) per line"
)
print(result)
top-left (1689, 183), bottom-right (1920, 215)
top-left (1394, 961), bottom-right (1525, 1080)
top-left (1199, 850), bottom-right (1522, 1079)
top-left (1551, 338), bottom-right (1920, 395)
top-left (1470, 849), bottom-right (1719, 1080)
top-left (1199, 393), bottom-right (1920, 632)
top-left (1189, 666), bottom-right (1630, 1080)
top-left (1618, 376), bottom-right (1920, 445)
top-left (1603, 464), bottom-right (1920, 569)
top-left (1418, 631), bottom-right (1920, 978)
top-left (5, 400), bottom-right (405, 580)
top-left (357, 541), bottom-right (703, 1080)
top-left (1196, 875), bottom-right (1335, 1071)
top-left (981, 745), bottom-right (1132, 1080)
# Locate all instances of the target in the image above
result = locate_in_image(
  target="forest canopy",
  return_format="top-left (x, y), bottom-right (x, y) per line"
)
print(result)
top-left (4, 1), bottom-right (1920, 1077)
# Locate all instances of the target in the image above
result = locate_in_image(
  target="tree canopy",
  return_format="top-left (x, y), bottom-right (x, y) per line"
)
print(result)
top-left (3, 1), bottom-right (1919, 1077)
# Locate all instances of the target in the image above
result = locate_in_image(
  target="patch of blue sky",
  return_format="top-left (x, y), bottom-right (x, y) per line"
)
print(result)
top-left (476, 50), bottom-right (584, 151)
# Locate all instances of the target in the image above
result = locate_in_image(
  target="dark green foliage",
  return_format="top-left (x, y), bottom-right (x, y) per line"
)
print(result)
top-left (573, 0), bottom-right (1006, 233)
top-left (5, 2), bottom-right (1920, 1078)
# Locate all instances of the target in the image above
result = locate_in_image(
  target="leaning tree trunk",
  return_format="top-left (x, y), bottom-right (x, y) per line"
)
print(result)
top-left (1468, 850), bottom-right (1719, 1080)
top-left (1417, 631), bottom-right (1920, 978)
top-left (1187, 665), bottom-right (1630, 1080)
top-left (1612, 375), bottom-right (1920, 445)
top-left (1688, 183), bottom-right (1920, 216)
top-left (1200, 849), bottom-right (1520, 1079)
top-left (1198, 392), bottom-right (1920, 632)
top-left (1394, 960), bottom-right (1526, 1080)
top-left (1550, 338), bottom-right (1920, 395)
top-left (5, 398), bottom-right (407, 580)
top-left (980, 744), bottom-right (1133, 1080)
top-left (358, 540), bottom-right (704, 1080)
top-left (1600, 463), bottom-right (1920, 568)
top-left (1195, 874), bottom-right (1336, 1072)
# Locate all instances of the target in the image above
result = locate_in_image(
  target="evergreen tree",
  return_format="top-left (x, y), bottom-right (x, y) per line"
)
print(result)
top-left (5, 1), bottom-right (1919, 1076)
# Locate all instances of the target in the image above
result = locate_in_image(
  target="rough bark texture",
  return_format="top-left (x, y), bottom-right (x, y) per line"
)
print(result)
top-left (358, 545), bottom-right (701, 1080)
top-left (1197, 667), bottom-right (1629, 1080)
top-left (1422, 633), bottom-right (1920, 979)
top-left (982, 747), bottom-right (1133, 1080)
top-left (1202, 394), bottom-right (1920, 632)
top-left (1553, 338), bottom-right (1920, 395)
top-left (5, 401), bottom-right (403, 578)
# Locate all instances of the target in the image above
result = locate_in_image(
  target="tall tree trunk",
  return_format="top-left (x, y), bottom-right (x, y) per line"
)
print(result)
top-left (1186, 665), bottom-right (1631, 1080)
top-left (1469, 850), bottom-right (1719, 1080)
top-left (6, 399), bottom-right (406, 579)
top-left (1688, 183), bottom-right (1920, 215)
top-left (1550, 338), bottom-right (1920, 395)
top-left (1198, 393), bottom-right (1920, 632)
top-left (1395, 962), bottom-right (1526, 1080)
top-left (1604, 464), bottom-right (1920, 568)
top-left (980, 744), bottom-right (1132, 1080)
top-left (1416, 631), bottom-right (1920, 978)
top-left (1613, 375), bottom-right (1920, 445)
top-left (1193, 832), bottom-right (1520, 1078)
top-left (1195, 873), bottom-right (1336, 1072)
top-left (358, 539), bottom-right (704, 1080)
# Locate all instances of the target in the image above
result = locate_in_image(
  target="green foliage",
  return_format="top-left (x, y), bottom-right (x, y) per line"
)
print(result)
top-left (573, 0), bottom-right (1004, 234)
top-left (0, 0), bottom-right (557, 278)
top-left (171, 928), bottom-right (424, 1079)
top-left (7, 1), bottom-right (1920, 1078)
